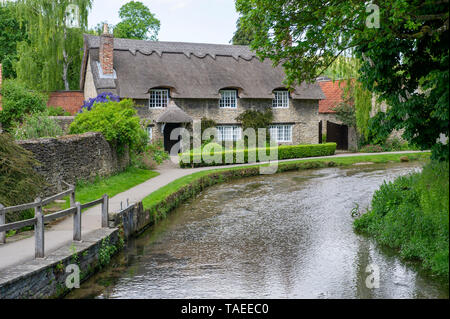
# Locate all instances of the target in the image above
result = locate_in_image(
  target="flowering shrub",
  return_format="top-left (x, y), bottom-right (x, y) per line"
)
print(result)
top-left (69, 99), bottom-right (146, 154)
top-left (79, 92), bottom-right (120, 112)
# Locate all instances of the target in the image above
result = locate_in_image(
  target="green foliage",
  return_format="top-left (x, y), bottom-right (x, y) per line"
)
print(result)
top-left (359, 144), bottom-right (384, 153)
top-left (0, 1), bottom-right (27, 79)
top-left (235, 108), bottom-right (273, 145)
top-left (13, 111), bottom-right (64, 140)
top-left (354, 161), bottom-right (449, 278)
top-left (0, 133), bottom-right (43, 222)
top-left (98, 237), bottom-right (118, 267)
top-left (231, 17), bottom-right (256, 45)
top-left (235, 0), bottom-right (449, 161)
top-left (332, 101), bottom-right (356, 129)
top-left (0, 79), bottom-right (47, 131)
top-left (179, 143), bottom-right (337, 168)
top-left (69, 99), bottom-right (146, 154)
top-left (63, 167), bottom-right (158, 210)
top-left (132, 139), bottom-right (169, 169)
top-left (47, 106), bottom-right (71, 116)
top-left (14, 0), bottom-right (92, 91)
top-left (113, 1), bottom-right (160, 40)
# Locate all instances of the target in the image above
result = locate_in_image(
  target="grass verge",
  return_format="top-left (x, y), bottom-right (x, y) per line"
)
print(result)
top-left (64, 167), bottom-right (159, 209)
top-left (354, 160), bottom-right (449, 279)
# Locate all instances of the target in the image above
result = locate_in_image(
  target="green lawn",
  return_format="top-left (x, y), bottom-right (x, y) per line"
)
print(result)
top-left (143, 152), bottom-right (430, 209)
top-left (64, 167), bottom-right (159, 209)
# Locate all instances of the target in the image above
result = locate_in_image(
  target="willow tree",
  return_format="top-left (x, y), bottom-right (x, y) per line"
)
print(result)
top-left (14, 0), bottom-right (92, 91)
top-left (324, 56), bottom-right (373, 141)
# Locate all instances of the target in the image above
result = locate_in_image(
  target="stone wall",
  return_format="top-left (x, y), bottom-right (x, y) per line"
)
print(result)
top-left (135, 98), bottom-right (320, 145)
top-left (17, 132), bottom-right (129, 195)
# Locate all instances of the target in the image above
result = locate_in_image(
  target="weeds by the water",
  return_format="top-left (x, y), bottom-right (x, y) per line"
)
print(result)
top-left (354, 161), bottom-right (449, 279)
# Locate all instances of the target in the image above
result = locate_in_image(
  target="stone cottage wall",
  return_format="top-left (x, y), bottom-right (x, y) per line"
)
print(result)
top-left (17, 132), bottom-right (129, 196)
top-left (135, 98), bottom-right (320, 145)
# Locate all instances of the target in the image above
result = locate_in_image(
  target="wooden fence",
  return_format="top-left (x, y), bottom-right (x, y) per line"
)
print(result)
top-left (0, 181), bottom-right (109, 258)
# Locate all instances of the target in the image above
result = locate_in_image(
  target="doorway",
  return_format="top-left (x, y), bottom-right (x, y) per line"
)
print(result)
top-left (163, 123), bottom-right (182, 153)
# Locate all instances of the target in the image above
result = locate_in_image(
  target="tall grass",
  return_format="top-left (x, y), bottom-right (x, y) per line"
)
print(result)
top-left (354, 161), bottom-right (449, 278)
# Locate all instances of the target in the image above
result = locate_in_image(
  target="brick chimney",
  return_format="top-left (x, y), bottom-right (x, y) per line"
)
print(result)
top-left (99, 23), bottom-right (114, 75)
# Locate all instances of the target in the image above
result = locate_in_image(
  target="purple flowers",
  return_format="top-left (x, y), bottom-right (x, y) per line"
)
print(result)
top-left (79, 92), bottom-right (120, 112)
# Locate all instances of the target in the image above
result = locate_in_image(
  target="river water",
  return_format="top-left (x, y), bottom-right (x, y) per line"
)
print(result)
top-left (68, 162), bottom-right (449, 299)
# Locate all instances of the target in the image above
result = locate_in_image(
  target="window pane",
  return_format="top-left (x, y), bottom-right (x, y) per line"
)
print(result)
top-left (219, 90), bottom-right (237, 108)
top-left (150, 89), bottom-right (169, 108)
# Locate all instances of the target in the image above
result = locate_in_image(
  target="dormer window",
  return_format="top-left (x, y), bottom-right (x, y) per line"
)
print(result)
top-left (149, 89), bottom-right (169, 108)
top-left (219, 90), bottom-right (237, 108)
top-left (272, 90), bottom-right (289, 108)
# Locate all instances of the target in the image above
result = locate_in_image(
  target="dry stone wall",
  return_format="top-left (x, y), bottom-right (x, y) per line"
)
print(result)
top-left (17, 132), bottom-right (129, 195)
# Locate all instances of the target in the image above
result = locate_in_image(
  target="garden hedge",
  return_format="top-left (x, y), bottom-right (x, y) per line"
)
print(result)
top-left (179, 143), bottom-right (337, 168)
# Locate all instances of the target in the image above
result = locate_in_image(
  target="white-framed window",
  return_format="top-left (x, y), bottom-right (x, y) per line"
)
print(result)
top-left (272, 90), bottom-right (290, 108)
top-left (217, 125), bottom-right (242, 141)
top-left (146, 126), bottom-right (153, 141)
top-left (219, 90), bottom-right (237, 108)
top-left (149, 89), bottom-right (169, 108)
top-left (269, 124), bottom-right (292, 142)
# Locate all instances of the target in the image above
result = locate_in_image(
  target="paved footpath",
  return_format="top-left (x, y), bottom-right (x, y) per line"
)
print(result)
top-left (0, 150), bottom-right (425, 271)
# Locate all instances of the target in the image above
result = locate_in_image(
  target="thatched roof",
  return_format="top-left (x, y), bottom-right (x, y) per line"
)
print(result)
top-left (156, 101), bottom-right (193, 123)
top-left (81, 35), bottom-right (325, 100)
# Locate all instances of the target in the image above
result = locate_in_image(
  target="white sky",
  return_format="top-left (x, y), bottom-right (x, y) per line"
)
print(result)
top-left (89, 0), bottom-right (240, 44)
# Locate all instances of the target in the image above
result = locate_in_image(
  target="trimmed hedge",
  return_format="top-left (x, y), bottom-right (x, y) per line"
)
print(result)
top-left (179, 143), bottom-right (337, 168)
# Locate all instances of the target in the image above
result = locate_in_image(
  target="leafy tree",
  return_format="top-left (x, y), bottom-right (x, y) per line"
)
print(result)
top-left (69, 99), bottom-right (147, 154)
top-left (231, 17), bottom-right (256, 45)
top-left (14, 0), bottom-right (92, 91)
top-left (113, 1), bottom-right (160, 40)
top-left (0, 1), bottom-right (27, 79)
top-left (0, 79), bottom-right (47, 131)
top-left (236, 0), bottom-right (449, 161)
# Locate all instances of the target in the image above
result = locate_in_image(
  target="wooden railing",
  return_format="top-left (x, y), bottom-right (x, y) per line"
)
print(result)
top-left (0, 182), bottom-right (109, 258)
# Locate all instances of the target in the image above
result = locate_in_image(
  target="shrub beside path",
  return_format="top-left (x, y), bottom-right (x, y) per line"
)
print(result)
top-left (0, 150), bottom-right (427, 271)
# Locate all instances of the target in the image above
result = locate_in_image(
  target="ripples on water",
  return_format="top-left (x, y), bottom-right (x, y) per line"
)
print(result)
top-left (67, 162), bottom-right (449, 299)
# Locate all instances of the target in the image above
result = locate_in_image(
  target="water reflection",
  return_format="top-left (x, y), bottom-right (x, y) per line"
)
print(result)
top-left (67, 162), bottom-right (449, 299)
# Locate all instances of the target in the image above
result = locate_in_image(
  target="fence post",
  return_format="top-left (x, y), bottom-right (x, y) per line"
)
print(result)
top-left (0, 204), bottom-right (5, 244)
top-left (34, 197), bottom-right (44, 258)
top-left (69, 186), bottom-right (76, 208)
top-left (73, 202), bottom-right (81, 241)
top-left (101, 194), bottom-right (109, 228)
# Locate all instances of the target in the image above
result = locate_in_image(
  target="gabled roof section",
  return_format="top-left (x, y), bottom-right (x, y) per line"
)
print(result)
top-left (82, 35), bottom-right (325, 100)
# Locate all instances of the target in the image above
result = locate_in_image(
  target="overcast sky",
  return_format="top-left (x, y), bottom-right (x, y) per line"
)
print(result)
top-left (89, 0), bottom-right (239, 44)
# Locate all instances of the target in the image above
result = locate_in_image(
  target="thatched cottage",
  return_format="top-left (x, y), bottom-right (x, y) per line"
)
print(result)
top-left (80, 28), bottom-right (325, 151)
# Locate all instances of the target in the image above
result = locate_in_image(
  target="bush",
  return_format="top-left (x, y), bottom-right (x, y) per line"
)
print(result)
top-left (47, 106), bottom-right (71, 116)
top-left (354, 161), bottom-right (449, 278)
top-left (0, 79), bottom-right (47, 131)
top-left (69, 99), bottom-right (146, 154)
top-left (132, 139), bottom-right (169, 169)
top-left (13, 111), bottom-right (64, 140)
top-left (179, 143), bottom-right (337, 168)
top-left (0, 133), bottom-right (44, 222)
top-left (359, 144), bottom-right (384, 153)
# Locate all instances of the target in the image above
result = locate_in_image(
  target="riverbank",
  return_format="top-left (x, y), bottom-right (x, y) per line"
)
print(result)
top-left (354, 160), bottom-right (449, 280)
top-left (67, 160), bottom-right (448, 299)
top-left (0, 151), bottom-right (431, 298)
top-left (142, 152), bottom-right (430, 223)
